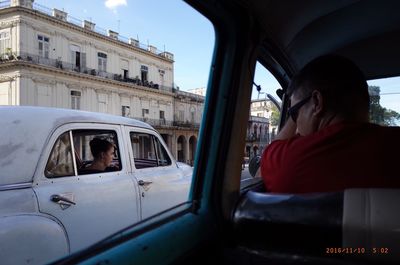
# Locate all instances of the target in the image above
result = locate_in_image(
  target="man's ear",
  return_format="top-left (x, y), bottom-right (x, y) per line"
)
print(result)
top-left (311, 90), bottom-right (324, 116)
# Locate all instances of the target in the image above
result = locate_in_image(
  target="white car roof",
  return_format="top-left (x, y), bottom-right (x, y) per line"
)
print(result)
top-left (0, 106), bottom-right (153, 186)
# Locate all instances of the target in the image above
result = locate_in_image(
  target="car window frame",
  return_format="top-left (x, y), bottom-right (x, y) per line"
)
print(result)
top-left (44, 130), bottom-right (75, 178)
top-left (130, 132), bottom-right (158, 168)
top-left (153, 135), bottom-right (172, 167)
top-left (123, 126), bottom-right (176, 171)
top-left (72, 129), bottom-right (123, 176)
top-left (34, 123), bottom-right (128, 184)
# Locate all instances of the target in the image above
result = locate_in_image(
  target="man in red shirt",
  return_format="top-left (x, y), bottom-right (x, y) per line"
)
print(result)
top-left (260, 55), bottom-right (400, 193)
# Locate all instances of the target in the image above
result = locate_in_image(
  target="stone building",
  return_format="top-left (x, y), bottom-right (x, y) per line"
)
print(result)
top-left (0, 0), bottom-right (203, 164)
top-left (243, 98), bottom-right (280, 159)
top-left (245, 115), bottom-right (269, 159)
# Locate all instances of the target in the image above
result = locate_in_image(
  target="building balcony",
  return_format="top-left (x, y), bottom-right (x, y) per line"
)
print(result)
top-left (173, 120), bottom-right (200, 129)
top-left (135, 118), bottom-right (174, 127)
top-left (246, 135), bottom-right (257, 141)
top-left (248, 115), bottom-right (269, 123)
top-left (133, 118), bottom-right (200, 130)
top-left (0, 52), bottom-right (174, 93)
top-left (175, 90), bottom-right (205, 103)
top-left (246, 134), bottom-right (270, 143)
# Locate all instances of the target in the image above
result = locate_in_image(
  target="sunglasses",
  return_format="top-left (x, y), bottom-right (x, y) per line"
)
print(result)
top-left (288, 95), bottom-right (312, 122)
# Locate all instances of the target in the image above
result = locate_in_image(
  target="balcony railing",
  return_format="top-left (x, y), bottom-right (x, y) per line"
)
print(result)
top-left (134, 117), bottom-right (174, 127)
top-left (248, 115), bottom-right (269, 123)
top-left (175, 90), bottom-right (205, 102)
top-left (246, 133), bottom-right (271, 144)
top-left (173, 120), bottom-right (201, 128)
top-left (0, 52), bottom-right (174, 93)
top-left (133, 117), bottom-right (200, 129)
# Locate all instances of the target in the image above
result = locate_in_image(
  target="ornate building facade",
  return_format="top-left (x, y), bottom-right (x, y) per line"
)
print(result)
top-left (244, 99), bottom-right (278, 159)
top-left (0, 0), bottom-right (203, 164)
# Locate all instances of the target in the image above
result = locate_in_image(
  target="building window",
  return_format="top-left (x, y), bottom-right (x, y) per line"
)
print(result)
top-left (141, 65), bottom-right (148, 82)
top-left (98, 52), bottom-right (107, 72)
top-left (142, 108), bottom-right (149, 117)
top-left (123, 69), bottom-right (128, 79)
top-left (121, 59), bottom-right (129, 79)
top-left (160, 110), bottom-right (165, 125)
top-left (98, 93), bottom-right (108, 113)
top-left (0, 30), bottom-right (10, 55)
top-left (38, 35), bottom-right (49, 58)
top-left (70, 45), bottom-right (86, 72)
top-left (122, 106), bottom-right (130, 117)
top-left (190, 106), bottom-right (195, 123)
top-left (179, 110), bottom-right (184, 121)
top-left (71, 90), bottom-right (81, 110)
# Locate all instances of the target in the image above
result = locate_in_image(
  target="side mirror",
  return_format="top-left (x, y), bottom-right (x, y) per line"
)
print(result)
top-left (248, 155), bottom-right (261, 177)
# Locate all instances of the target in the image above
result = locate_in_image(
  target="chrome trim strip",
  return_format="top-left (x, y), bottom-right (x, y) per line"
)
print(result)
top-left (70, 130), bottom-right (78, 176)
top-left (0, 182), bottom-right (32, 191)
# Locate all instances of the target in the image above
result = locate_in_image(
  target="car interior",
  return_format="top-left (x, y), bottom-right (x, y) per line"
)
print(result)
top-left (52, 0), bottom-right (400, 264)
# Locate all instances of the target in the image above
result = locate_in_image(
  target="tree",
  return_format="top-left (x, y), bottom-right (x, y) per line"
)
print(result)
top-left (270, 105), bottom-right (280, 126)
top-left (368, 86), bottom-right (400, 126)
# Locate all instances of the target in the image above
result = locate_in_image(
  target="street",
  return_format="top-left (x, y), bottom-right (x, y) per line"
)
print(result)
top-left (240, 165), bottom-right (261, 189)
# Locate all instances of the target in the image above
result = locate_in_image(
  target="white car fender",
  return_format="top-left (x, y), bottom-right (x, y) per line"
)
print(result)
top-left (176, 162), bottom-right (193, 179)
top-left (0, 214), bottom-right (69, 265)
top-left (0, 188), bottom-right (69, 265)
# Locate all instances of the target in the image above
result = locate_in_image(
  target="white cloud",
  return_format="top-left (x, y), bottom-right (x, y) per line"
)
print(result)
top-left (104, 0), bottom-right (127, 9)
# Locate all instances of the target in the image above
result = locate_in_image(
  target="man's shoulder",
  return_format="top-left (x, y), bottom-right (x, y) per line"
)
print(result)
top-left (266, 122), bottom-right (400, 150)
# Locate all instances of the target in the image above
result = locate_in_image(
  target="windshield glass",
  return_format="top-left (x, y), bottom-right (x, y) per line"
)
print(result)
top-left (0, 0), bottom-right (214, 263)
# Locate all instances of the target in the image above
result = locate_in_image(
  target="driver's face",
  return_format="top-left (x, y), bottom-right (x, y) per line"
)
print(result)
top-left (290, 92), bottom-right (315, 136)
top-left (104, 146), bottom-right (114, 167)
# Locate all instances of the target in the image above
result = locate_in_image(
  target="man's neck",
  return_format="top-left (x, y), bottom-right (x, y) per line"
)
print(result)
top-left (90, 160), bottom-right (107, 171)
top-left (318, 113), bottom-right (369, 131)
top-left (317, 114), bottom-right (344, 130)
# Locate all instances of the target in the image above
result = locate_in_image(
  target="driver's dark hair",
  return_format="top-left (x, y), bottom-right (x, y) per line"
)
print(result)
top-left (287, 55), bottom-right (370, 118)
top-left (90, 138), bottom-right (113, 159)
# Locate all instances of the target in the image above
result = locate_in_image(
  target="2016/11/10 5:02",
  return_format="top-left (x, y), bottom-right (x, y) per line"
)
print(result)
top-left (326, 247), bottom-right (390, 255)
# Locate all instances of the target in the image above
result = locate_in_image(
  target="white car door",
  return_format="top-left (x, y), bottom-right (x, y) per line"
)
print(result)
top-left (124, 127), bottom-right (191, 220)
top-left (33, 124), bottom-right (140, 253)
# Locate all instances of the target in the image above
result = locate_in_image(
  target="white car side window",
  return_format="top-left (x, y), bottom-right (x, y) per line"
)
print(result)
top-left (45, 129), bottom-right (122, 178)
top-left (73, 130), bottom-right (121, 175)
top-left (154, 136), bottom-right (172, 166)
top-left (130, 132), bottom-right (171, 168)
top-left (131, 132), bottom-right (157, 168)
top-left (45, 132), bottom-right (74, 178)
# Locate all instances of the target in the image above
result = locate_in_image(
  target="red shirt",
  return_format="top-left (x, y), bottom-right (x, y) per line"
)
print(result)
top-left (261, 122), bottom-right (400, 193)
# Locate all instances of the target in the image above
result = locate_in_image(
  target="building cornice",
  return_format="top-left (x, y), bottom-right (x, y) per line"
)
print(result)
top-left (0, 61), bottom-right (175, 97)
top-left (0, 19), bottom-right (20, 29)
top-left (0, 6), bottom-right (174, 64)
top-left (0, 74), bottom-right (16, 82)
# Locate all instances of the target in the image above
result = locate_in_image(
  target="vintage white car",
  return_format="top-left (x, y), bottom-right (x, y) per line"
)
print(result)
top-left (0, 106), bottom-right (193, 265)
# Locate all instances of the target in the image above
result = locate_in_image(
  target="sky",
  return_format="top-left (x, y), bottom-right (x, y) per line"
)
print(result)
top-left (36, 0), bottom-right (399, 113)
